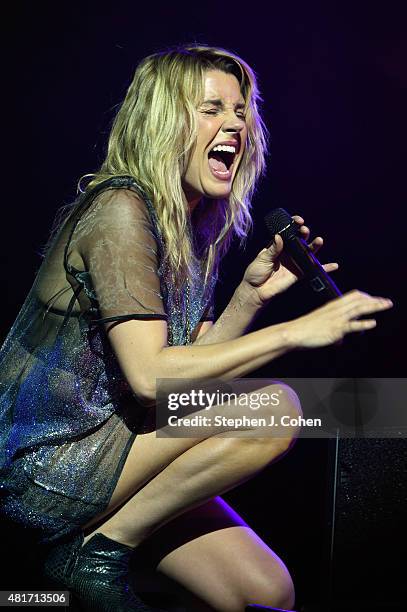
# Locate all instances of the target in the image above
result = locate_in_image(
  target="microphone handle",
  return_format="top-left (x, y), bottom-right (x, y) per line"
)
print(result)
top-left (285, 234), bottom-right (342, 300)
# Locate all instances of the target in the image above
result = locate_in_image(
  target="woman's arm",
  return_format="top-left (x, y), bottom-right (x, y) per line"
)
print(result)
top-left (107, 316), bottom-right (291, 404)
top-left (193, 281), bottom-right (262, 345)
top-left (75, 191), bottom-right (392, 403)
top-left (106, 290), bottom-right (392, 404)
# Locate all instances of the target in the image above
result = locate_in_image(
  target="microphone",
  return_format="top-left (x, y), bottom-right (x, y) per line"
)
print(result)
top-left (264, 207), bottom-right (342, 301)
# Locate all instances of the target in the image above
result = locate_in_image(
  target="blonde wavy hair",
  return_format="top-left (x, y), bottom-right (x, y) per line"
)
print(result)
top-left (50, 44), bottom-right (269, 289)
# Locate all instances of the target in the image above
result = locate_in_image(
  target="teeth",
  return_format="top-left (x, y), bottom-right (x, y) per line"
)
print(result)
top-left (212, 144), bottom-right (236, 154)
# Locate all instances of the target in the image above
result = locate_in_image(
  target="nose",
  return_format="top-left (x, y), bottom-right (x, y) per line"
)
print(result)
top-left (221, 110), bottom-right (245, 134)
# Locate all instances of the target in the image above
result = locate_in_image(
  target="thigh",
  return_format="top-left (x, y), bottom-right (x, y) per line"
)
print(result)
top-left (83, 430), bottom-right (201, 529)
top-left (85, 379), bottom-right (296, 527)
top-left (138, 496), bottom-right (294, 611)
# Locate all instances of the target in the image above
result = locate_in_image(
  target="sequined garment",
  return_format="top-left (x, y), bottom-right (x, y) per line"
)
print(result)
top-left (0, 176), bottom-right (216, 542)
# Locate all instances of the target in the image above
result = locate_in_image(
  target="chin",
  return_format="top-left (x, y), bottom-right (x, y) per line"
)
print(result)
top-left (204, 181), bottom-right (233, 200)
top-left (204, 190), bottom-right (231, 201)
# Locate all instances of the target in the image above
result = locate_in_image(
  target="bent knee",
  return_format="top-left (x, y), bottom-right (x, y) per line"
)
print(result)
top-left (253, 383), bottom-right (302, 452)
top-left (242, 564), bottom-right (295, 610)
top-left (272, 382), bottom-right (303, 446)
top-left (277, 383), bottom-right (302, 418)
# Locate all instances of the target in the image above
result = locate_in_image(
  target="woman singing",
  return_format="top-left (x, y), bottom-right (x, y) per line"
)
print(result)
top-left (0, 45), bottom-right (392, 611)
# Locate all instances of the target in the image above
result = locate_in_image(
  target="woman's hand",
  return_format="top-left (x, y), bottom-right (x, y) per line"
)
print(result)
top-left (287, 290), bottom-right (393, 349)
top-left (242, 215), bottom-right (338, 307)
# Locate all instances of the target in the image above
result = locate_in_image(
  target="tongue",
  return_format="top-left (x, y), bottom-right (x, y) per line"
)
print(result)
top-left (208, 154), bottom-right (228, 173)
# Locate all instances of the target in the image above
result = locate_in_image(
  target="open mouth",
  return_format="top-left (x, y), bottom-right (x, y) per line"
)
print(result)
top-left (207, 144), bottom-right (238, 179)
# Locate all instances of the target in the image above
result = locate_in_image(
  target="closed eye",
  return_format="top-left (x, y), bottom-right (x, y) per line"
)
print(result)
top-left (201, 108), bottom-right (246, 120)
top-left (201, 109), bottom-right (219, 115)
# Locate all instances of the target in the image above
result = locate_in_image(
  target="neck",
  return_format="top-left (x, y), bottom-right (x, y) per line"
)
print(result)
top-left (188, 199), bottom-right (202, 215)
top-left (182, 186), bottom-right (202, 215)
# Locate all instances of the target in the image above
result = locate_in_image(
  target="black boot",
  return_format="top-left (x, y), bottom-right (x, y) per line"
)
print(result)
top-left (43, 532), bottom-right (165, 611)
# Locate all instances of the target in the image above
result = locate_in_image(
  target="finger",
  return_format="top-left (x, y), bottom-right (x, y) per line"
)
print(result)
top-left (292, 215), bottom-right (304, 225)
top-left (299, 225), bottom-right (310, 239)
top-left (335, 291), bottom-right (389, 314)
top-left (263, 233), bottom-right (283, 255)
top-left (309, 237), bottom-right (323, 252)
top-left (346, 296), bottom-right (393, 318)
top-left (346, 319), bottom-right (377, 333)
top-left (270, 233), bottom-right (284, 252)
top-left (322, 263), bottom-right (339, 272)
top-left (341, 289), bottom-right (370, 304)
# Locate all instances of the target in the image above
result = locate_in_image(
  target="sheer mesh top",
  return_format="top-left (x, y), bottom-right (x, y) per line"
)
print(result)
top-left (0, 176), bottom-right (216, 525)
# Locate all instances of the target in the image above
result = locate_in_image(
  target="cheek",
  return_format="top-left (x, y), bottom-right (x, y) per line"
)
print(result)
top-left (239, 130), bottom-right (249, 163)
top-left (184, 149), bottom-right (203, 186)
top-left (196, 117), bottom-right (221, 149)
top-left (241, 126), bottom-right (249, 147)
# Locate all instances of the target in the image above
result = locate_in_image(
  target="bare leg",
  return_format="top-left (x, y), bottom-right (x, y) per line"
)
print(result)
top-left (136, 496), bottom-right (295, 611)
top-left (82, 382), bottom-right (301, 550)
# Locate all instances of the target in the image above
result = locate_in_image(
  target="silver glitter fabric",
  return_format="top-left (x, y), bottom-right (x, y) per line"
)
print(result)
top-left (0, 176), bottom-right (216, 543)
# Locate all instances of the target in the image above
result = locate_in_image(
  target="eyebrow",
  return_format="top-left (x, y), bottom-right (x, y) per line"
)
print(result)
top-left (201, 98), bottom-right (246, 109)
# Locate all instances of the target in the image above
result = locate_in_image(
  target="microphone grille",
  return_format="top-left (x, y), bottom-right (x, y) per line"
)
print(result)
top-left (264, 208), bottom-right (296, 238)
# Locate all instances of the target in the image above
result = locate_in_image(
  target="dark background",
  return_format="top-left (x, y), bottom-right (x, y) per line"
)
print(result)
top-left (2, 1), bottom-right (406, 610)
